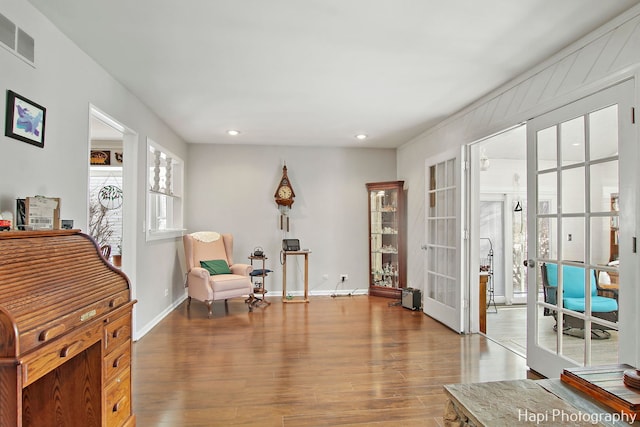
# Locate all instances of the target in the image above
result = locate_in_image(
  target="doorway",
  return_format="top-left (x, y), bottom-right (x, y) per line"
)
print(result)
top-left (89, 114), bottom-right (124, 263)
top-left (88, 106), bottom-right (139, 333)
top-left (471, 125), bottom-right (529, 354)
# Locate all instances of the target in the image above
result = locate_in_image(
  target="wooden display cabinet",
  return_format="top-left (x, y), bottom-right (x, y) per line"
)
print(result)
top-left (366, 181), bottom-right (406, 298)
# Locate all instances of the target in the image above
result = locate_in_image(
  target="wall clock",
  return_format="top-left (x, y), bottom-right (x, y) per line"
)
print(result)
top-left (274, 165), bottom-right (295, 231)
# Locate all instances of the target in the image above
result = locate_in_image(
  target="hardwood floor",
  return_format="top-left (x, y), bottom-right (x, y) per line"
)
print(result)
top-left (486, 304), bottom-right (619, 366)
top-left (132, 296), bottom-right (538, 426)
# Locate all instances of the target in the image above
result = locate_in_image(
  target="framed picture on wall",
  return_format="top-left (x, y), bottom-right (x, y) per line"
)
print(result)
top-left (90, 150), bottom-right (111, 165)
top-left (5, 90), bottom-right (46, 148)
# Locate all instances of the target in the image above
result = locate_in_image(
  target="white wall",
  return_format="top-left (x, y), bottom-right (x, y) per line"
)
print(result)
top-left (3, 0), bottom-right (638, 346)
top-left (397, 6), bottom-right (640, 359)
top-left (0, 0), bottom-right (188, 338)
top-left (399, 5), bottom-right (640, 295)
top-left (186, 144), bottom-right (396, 294)
top-left (0, 0), bottom-right (395, 339)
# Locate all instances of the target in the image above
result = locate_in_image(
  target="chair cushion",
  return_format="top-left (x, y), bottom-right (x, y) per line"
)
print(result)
top-left (209, 274), bottom-right (251, 292)
top-left (544, 263), bottom-right (618, 314)
top-left (563, 295), bottom-right (618, 313)
top-left (544, 263), bottom-right (597, 298)
top-left (200, 259), bottom-right (231, 275)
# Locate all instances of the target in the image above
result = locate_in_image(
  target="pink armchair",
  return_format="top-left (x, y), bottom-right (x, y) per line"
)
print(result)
top-left (183, 231), bottom-right (254, 317)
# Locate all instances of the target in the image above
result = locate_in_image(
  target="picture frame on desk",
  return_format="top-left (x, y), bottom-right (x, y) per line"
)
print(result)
top-left (5, 90), bottom-right (46, 148)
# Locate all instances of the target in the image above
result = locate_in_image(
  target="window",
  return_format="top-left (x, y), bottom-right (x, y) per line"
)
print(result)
top-left (146, 138), bottom-right (184, 240)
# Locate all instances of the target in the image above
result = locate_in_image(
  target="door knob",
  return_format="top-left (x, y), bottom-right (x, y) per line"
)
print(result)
top-left (526, 259), bottom-right (535, 268)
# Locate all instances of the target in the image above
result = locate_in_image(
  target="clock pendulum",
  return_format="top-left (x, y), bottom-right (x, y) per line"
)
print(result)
top-left (274, 164), bottom-right (295, 231)
top-left (279, 205), bottom-right (290, 232)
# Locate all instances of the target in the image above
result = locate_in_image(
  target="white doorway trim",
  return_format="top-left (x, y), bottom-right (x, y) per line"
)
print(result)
top-left (468, 124), bottom-right (527, 333)
top-left (88, 105), bottom-right (139, 335)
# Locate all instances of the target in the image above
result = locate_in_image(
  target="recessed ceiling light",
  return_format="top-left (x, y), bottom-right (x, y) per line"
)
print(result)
top-left (355, 134), bottom-right (368, 140)
top-left (227, 130), bottom-right (240, 136)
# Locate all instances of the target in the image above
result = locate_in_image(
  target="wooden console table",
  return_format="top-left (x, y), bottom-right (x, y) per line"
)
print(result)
top-left (479, 273), bottom-right (488, 333)
top-left (444, 378), bottom-right (640, 426)
top-left (282, 250), bottom-right (310, 303)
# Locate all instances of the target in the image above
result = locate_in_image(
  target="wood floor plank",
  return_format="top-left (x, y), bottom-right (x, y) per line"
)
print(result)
top-left (132, 295), bottom-right (536, 426)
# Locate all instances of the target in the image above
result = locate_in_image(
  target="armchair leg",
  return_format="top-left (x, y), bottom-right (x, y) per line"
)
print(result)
top-left (187, 296), bottom-right (192, 308)
top-left (205, 301), bottom-right (213, 318)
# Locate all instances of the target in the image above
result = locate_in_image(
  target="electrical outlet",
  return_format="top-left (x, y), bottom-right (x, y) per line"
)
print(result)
top-left (340, 274), bottom-right (348, 282)
top-left (164, 288), bottom-right (169, 297)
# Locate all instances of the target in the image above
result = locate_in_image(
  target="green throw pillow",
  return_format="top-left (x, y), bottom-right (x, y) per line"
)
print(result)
top-left (200, 259), bottom-right (231, 275)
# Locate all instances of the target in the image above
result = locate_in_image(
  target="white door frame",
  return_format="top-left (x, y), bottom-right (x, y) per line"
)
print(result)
top-left (88, 105), bottom-right (139, 334)
top-left (468, 125), bottom-right (527, 332)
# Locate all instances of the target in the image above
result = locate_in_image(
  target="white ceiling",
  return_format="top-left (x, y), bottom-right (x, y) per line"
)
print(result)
top-left (28, 0), bottom-right (640, 148)
top-left (90, 116), bottom-right (123, 141)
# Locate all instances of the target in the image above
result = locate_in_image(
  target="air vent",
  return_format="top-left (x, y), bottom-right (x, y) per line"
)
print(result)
top-left (17, 28), bottom-right (34, 62)
top-left (0, 12), bottom-right (35, 66)
top-left (0, 13), bottom-right (15, 49)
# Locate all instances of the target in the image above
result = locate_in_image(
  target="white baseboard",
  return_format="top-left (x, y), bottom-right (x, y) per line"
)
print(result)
top-left (284, 289), bottom-right (369, 297)
top-left (133, 294), bottom-right (187, 341)
top-left (133, 288), bottom-right (371, 341)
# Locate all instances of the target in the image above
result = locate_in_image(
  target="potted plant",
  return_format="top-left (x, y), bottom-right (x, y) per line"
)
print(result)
top-left (89, 184), bottom-right (123, 266)
top-left (89, 200), bottom-right (113, 247)
top-left (112, 240), bottom-right (122, 267)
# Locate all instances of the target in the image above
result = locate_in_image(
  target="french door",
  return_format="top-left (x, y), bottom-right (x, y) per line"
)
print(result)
top-left (423, 149), bottom-right (464, 333)
top-left (526, 80), bottom-right (635, 378)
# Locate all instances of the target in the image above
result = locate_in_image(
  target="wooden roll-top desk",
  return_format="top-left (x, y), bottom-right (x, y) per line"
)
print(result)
top-left (0, 230), bottom-right (136, 427)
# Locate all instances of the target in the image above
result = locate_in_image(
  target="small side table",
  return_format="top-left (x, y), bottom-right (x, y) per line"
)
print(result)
top-left (282, 250), bottom-right (310, 303)
top-left (249, 255), bottom-right (271, 307)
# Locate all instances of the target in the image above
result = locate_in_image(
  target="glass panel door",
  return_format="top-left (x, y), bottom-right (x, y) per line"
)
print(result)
top-left (423, 150), bottom-right (463, 332)
top-left (526, 81), bottom-right (633, 378)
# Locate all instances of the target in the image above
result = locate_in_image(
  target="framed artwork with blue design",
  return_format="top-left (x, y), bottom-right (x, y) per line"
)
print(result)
top-left (5, 90), bottom-right (46, 148)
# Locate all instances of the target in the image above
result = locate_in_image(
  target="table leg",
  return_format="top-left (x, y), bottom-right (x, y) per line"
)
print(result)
top-left (282, 253), bottom-right (287, 302)
top-left (304, 253), bottom-right (309, 302)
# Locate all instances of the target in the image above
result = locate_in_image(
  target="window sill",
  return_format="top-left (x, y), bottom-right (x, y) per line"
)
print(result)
top-left (148, 189), bottom-right (181, 198)
top-left (146, 228), bottom-right (186, 242)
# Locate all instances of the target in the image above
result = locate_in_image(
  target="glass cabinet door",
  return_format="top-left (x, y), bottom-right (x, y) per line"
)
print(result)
top-left (367, 181), bottom-right (406, 298)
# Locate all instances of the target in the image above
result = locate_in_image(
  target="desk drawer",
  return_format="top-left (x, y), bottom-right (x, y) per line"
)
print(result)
top-left (104, 339), bottom-right (131, 382)
top-left (21, 321), bottom-right (103, 387)
top-left (106, 367), bottom-right (131, 427)
top-left (104, 311), bottom-right (131, 353)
